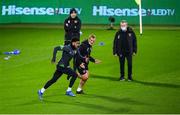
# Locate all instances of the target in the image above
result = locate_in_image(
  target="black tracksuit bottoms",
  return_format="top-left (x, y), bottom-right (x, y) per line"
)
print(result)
top-left (44, 65), bottom-right (78, 89)
top-left (118, 53), bottom-right (132, 79)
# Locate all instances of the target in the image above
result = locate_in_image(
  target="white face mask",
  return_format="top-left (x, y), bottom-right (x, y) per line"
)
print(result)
top-left (70, 13), bottom-right (77, 19)
top-left (121, 26), bottom-right (127, 31)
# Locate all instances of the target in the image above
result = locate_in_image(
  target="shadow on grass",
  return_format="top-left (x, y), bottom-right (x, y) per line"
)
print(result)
top-left (91, 74), bottom-right (118, 81)
top-left (85, 94), bottom-right (152, 106)
top-left (91, 74), bottom-right (180, 89)
top-left (13, 92), bottom-right (151, 113)
top-left (42, 93), bottom-right (152, 113)
top-left (133, 80), bottom-right (180, 89)
top-left (15, 100), bottom-right (40, 106)
top-left (43, 99), bottom-right (130, 113)
top-left (13, 93), bottom-right (131, 113)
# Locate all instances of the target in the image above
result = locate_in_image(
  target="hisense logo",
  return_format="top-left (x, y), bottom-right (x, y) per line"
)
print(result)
top-left (1, 5), bottom-right (82, 15)
top-left (93, 6), bottom-right (175, 16)
top-left (1, 5), bottom-right (175, 17)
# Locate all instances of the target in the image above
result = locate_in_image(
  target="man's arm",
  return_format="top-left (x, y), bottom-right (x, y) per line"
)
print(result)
top-left (76, 48), bottom-right (85, 66)
top-left (51, 46), bottom-right (63, 63)
top-left (64, 19), bottom-right (73, 32)
top-left (72, 18), bottom-right (81, 33)
top-left (74, 51), bottom-right (85, 69)
top-left (89, 56), bottom-right (101, 64)
top-left (132, 31), bottom-right (137, 54)
top-left (113, 32), bottom-right (118, 55)
top-left (73, 54), bottom-right (77, 70)
top-left (89, 56), bottom-right (95, 63)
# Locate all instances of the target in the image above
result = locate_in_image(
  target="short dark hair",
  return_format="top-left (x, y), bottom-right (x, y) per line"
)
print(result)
top-left (71, 38), bottom-right (79, 43)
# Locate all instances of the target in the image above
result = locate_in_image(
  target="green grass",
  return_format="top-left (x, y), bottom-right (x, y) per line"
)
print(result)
top-left (0, 27), bottom-right (180, 114)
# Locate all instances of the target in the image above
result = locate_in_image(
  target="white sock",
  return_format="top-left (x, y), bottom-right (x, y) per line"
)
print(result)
top-left (40, 88), bottom-right (46, 93)
top-left (66, 87), bottom-right (72, 92)
top-left (77, 87), bottom-right (82, 92)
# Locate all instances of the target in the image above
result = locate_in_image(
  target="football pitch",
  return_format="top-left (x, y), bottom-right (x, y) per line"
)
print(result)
top-left (0, 26), bottom-right (180, 114)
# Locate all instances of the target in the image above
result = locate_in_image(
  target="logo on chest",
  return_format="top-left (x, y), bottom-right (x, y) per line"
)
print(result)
top-left (69, 51), bottom-right (74, 55)
top-left (128, 33), bottom-right (132, 37)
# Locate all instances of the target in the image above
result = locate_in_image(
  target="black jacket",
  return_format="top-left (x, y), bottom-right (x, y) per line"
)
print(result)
top-left (64, 16), bottom-right (81, 41)
top-left (75, 40), bottom-right (95, 68)
top-left (113, 27), bottom-right (137, 55)
top-left (52, 45), bottom-right (76, 68)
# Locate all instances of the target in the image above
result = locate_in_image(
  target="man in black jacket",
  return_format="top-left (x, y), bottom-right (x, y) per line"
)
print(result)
top-left (64, 8), bottom-right (81, 45)
top-left (75, 34), bottom-right (101, 94)
top-left (113, 20), bottom-right (137, 81)
top-left (38, 38), bottom-right (82, 99)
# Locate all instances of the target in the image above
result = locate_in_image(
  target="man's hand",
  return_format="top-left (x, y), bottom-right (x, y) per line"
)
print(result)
top-left (80, 63), bottom-right (85, 69)
top-left (77, 72), bottom-right (81, 78)
top-left (114, 54), bottom-right (118, 56)
top-left (85, 57), bottom-right (89, 63)
top-left (77, 72), bottom-right (88, 81)
top-left (133, 52), bottom-right (136, 56)
top-left (95, 59), bottom-right (101, 64)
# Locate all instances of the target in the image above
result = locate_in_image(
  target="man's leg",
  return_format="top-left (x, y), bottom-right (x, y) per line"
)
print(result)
top-left (69, 74), bottom-right (78, 89)
top-left (67, 58), bottom-right (77, 81)
top-left (63, 68), bottom-right (78, 97)
top-left (77, 71), bottom-right (89, 94)
top-left (119, 54), bottom-right (125, 80)
top-left (43, 70), bottom-right (63, 89)
top-left (126, 54), bottom-right (133, 81)
top-left (38, 68), bottom-right (63, 100)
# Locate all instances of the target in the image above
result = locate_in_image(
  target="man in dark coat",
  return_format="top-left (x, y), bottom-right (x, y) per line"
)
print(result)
top-left (113, 20), bottom-right (137, 81)
top-left (64, 8), bottom-right (81, 45)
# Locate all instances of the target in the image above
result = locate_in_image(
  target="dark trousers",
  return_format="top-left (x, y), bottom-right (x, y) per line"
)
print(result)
top-left (118, 53), bottom-right (132, 79)
top-left (44, 65), bottom-right (78, 89)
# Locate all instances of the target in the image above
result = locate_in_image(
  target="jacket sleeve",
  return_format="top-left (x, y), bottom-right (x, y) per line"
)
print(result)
top-left (89, 56), bottom-right (95, 63)
top-left (52, 46), bottom-right (63, 62)
top-left (73, 18), bottom-right (81, 33)
top-left (132, 31), bottom-right (137, 53)
top-left (76, 49), bottom-right (84, 66)
top-left (113, 32), bottom-right (118, 55)
top-left (73, 54), bottom-right (77, 71)
top-left (64, 19), bottom-right (73, 32)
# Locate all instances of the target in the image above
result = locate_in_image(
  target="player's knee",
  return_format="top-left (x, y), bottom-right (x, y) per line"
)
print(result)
top-left (82, 73), bottom-right (88, 81)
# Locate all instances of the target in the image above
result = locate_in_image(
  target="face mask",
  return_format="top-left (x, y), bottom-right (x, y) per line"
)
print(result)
top-left (121, 26), bottom-right (127, 31)
top-left (71, 13), bottom-right (77, 19)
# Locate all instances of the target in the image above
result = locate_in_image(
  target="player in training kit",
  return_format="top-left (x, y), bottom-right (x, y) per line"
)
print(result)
top-left (64, 8), bottom-right (81, 80)
top-left (75, 34), bottom-right (101, 94)
top-left (38, 38), bottom-right (81, 99)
